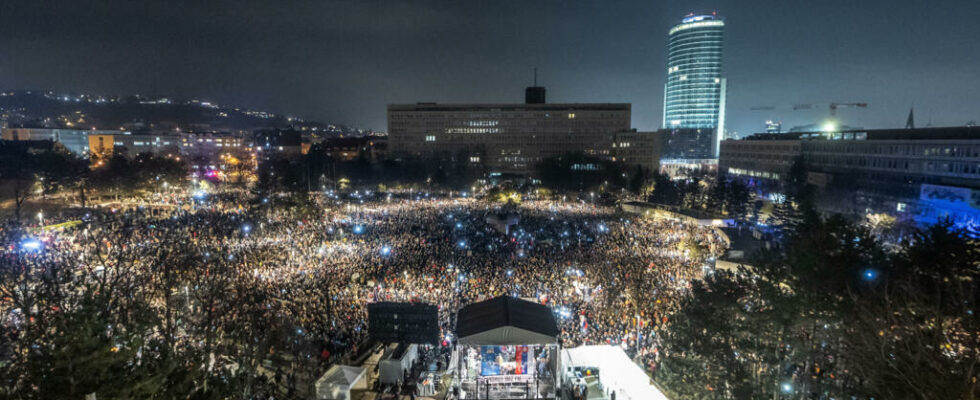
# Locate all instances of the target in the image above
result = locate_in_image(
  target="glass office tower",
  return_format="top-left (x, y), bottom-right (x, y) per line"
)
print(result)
top-left (662, 14), bottom-right (726, 158)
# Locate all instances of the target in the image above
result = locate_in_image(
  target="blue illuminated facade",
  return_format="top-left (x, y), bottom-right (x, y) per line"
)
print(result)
top-left (663, 14), bottom-right (726, 159)
top-left (720, 126), bottom-right (980, 230)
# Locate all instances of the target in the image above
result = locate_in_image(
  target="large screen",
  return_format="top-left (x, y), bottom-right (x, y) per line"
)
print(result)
top-left (480, 345), bottom-right (532, 376)
top-left (367, 302), bottom-right (440, 344)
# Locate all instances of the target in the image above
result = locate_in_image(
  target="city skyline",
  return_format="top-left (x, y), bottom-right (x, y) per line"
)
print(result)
top-left (2, 2), bottom-right (979, 398)
top-left (1, 0), bottom-right (977, 134)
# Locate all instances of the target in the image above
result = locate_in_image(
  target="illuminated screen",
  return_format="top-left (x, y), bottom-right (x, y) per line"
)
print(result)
top-left (480, 345), bottom-right (531, 376)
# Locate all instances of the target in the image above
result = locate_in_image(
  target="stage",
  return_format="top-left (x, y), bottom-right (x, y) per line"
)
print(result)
top-left (452, 297), bottom-right (561, 399)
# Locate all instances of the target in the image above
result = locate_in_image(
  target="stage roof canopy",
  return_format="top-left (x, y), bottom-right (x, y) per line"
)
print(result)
top-left (457, 296), bottom-right (559, 345)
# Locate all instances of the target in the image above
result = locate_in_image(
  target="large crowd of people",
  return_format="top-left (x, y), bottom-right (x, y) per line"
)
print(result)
top-left (1, 189), bottom-right (725, 396)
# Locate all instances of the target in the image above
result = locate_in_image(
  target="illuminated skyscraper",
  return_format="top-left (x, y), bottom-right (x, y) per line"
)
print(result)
top-left (662, 13), bottom-right (726, 159)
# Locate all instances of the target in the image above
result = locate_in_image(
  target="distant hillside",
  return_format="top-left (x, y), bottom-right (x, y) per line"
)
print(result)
top-left (0, 90), bottom-right (369, 136)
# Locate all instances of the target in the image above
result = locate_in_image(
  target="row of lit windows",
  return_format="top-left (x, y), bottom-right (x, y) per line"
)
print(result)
top-left (724, 143), bottom-right (800, 152)
top-left (810, 155), bottom-right (980, 176)
top-left (390, 112), bottom-right (626, 120)
top-left (182, 143), bottom-right (243, 147)
top-left (809, 143), bottom-right (980, 158)
top-left (395, 122), bottom-right (621, 130)
top-left (444, 128), bottom-right (501, 134)
top-left (131, 141), bottom-right (172, 146)
top-left (185, 138), bottom-right (242, 143)
top-left (728, 167), bottom-right (780, 180)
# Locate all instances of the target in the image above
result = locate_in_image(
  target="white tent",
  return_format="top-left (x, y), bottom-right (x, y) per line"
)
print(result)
top-left (561, 345), bottom-right (669, 400)
top-left (379, 344), bottom-right (418, 384)
top-left (314, 365), bottom-right (368, 400)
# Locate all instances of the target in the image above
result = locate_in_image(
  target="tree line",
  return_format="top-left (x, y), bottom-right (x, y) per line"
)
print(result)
top-left (655, 210), bottom-right (979, 399)
top-left (0, 142), bottom-right (186, 221)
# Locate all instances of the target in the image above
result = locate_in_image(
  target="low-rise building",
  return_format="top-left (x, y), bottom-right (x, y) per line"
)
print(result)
top-left (179, 132), bottom-right (255, 179)
top-left (2, 127), bottom-right (129, 156)
top-left (319, 136), bottom-right (388, 162)
top-left (88, 133), bottom-right (180, 159)
top-left (180, 133), bottom-right (251, 159)
top-left (254, 129), bottom-right (302, 161)
top-left (720, 126), bottom-right (980, 226)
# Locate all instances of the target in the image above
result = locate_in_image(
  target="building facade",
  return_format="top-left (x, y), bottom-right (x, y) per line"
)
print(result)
top-left (253, 129), bottom-right (303, 161)
top-left (125, 134), bottom-right (180, 158)
top-left (180, 133), bottom-right (252, 160)
top-left (178, 132), bottom-right (255, 179)
top-left (610, 130), bottom-right (662, 170)
top-left (720, 126), bottom-right (980, 226)
top-left (662, 13), bottom-right (726, 160)
top-left (661, 127), bottom-right (717, 160)
top-left (319, 136), bottom-right (388, 162)
top-left (388, 90), bottom-right (657, 174)
top-left (1, 127), bottom-right (130, 156)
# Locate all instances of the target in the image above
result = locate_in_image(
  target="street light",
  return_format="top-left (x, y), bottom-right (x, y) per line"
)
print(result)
top-left (862, 268), bottom-right (879, 281)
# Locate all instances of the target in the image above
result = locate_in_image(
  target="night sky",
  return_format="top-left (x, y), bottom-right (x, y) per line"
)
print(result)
top-left (1, 0), bottom-right (977, 134)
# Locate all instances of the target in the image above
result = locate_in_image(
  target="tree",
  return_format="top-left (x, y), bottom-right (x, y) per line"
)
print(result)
top-left (680, 178), bottom-right (705, 211)
top-left (845, 221), bottom-right (980, 399)
top-left (89, 153), bottom-right (187, 199)
top-left (725, 179), bottom-right (751, 218)
top-left (628, 165), bottom-right (650, 195)
top-left (656, 272), bottom-right (767, 399)
top-left (0, 142), bottom-right (40, 221)
top-left (658, 215), bottom-right (888, 399)
top-left (648, 173), bottom-right (680, 206)
top-left (776, 156), bottom-right (819, 231)
top-left (0, 223), bottom-right (171, 399)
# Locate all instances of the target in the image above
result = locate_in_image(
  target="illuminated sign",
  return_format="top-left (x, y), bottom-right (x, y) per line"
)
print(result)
top-left (682, 15), bottom-right (710, 23)
top-left (670, 19), bottom-right (724, 35)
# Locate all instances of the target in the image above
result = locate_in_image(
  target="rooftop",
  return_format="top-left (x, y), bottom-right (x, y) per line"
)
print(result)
top-left (388, 103), bottom-right (630, 112)
top-left (456, 296), bottom-right (559, 345)
top-left (733, 126), bottom-right (980, 142)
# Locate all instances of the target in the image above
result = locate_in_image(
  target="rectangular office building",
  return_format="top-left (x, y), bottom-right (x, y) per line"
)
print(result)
top-left (388, 89), bottom-right (656, 174)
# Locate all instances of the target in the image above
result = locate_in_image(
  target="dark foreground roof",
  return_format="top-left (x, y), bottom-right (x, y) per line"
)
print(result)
top-left (457, 296), bottom-right (559, 340)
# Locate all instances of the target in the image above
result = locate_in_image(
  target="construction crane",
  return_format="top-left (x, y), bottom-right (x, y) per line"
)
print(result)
top-left (752, 103), bottom-right (868, 114)
top-left (747, 102), bottom-right (868, 132)
top-left (829, 102), bottom-right (868, 117)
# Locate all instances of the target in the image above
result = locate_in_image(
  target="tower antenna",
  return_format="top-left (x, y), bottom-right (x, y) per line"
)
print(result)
top-left (533, 67), bottom-right (538, 87)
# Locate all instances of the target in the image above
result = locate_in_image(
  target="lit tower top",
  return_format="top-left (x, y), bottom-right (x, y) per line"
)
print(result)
top-left (662, 13), bottom-right (727, 156)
